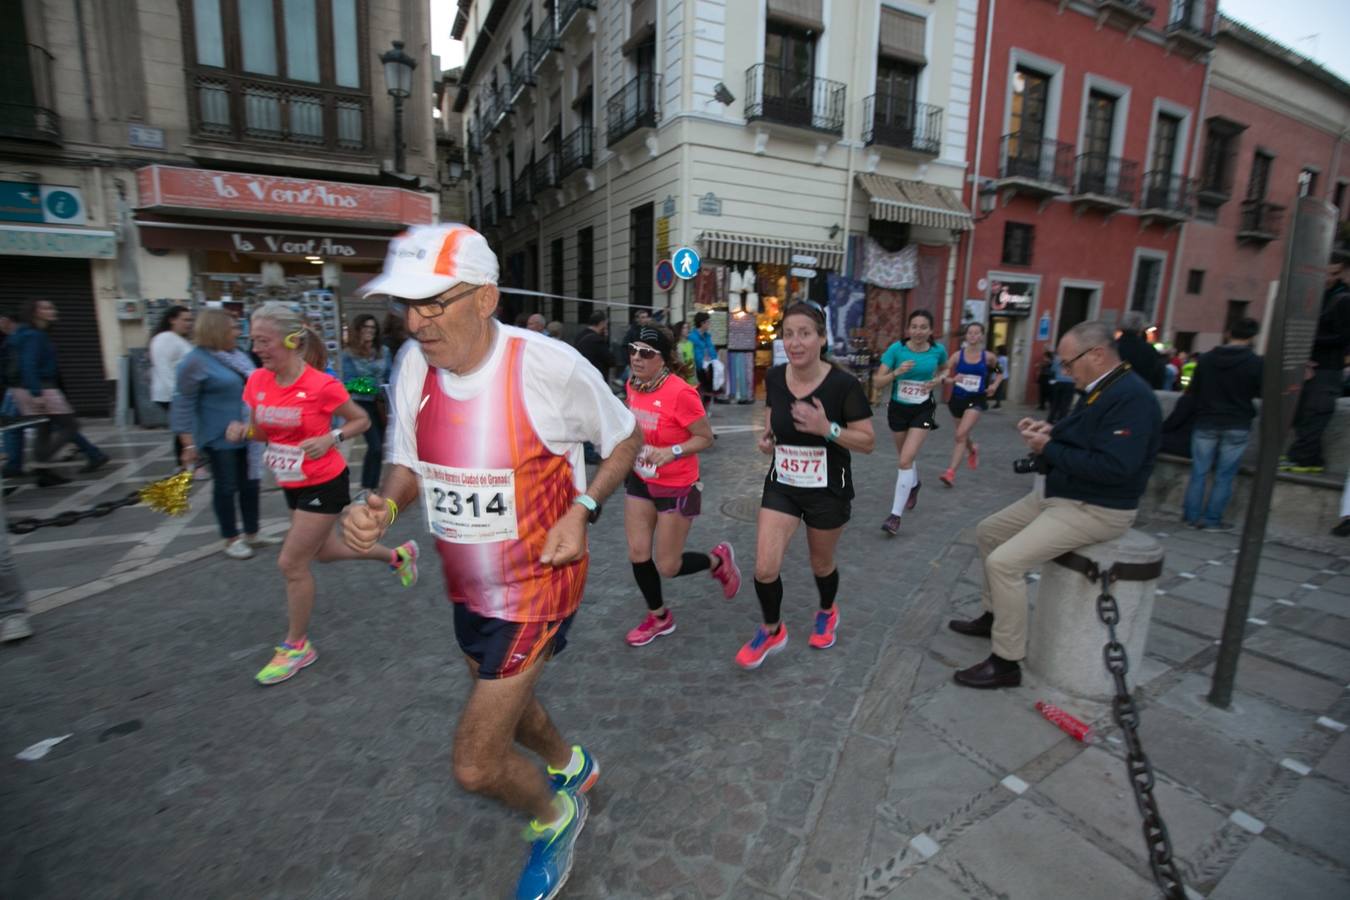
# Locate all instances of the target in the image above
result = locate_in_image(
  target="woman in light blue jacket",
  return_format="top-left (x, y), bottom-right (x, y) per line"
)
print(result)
top-left (171, 310), bottom-right (263, 559)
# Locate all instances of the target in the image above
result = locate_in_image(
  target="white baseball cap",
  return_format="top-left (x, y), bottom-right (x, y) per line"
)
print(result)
top-left (358, 224), bottom-right (499, 300)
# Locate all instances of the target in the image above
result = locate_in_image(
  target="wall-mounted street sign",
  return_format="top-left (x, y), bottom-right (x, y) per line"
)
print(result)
top-left (655, 258), bottom-right (676, 292)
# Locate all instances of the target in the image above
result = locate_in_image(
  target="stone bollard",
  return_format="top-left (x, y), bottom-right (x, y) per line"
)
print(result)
top-left (1027, 529), bottom-right (1165, 702)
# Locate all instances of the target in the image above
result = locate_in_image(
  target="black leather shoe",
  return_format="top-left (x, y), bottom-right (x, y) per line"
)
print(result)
top-left (948, 611), bottom-right (993, 637)
top-left (36, 469), bottom-right (71, 488)
top-left (954, 655), bottom-right (1022, 689)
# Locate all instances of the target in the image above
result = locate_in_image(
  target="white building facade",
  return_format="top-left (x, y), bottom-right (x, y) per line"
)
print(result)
top-left (453, 0), bottom-right (976, 350)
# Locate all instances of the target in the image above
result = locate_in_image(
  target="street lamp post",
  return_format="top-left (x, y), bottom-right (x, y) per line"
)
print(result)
top-left (380, 40), bottom-right (417, 174)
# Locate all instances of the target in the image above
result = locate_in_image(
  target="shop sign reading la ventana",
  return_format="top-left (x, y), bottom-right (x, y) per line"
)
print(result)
top-left (230, 233), bottom-right (358, 257)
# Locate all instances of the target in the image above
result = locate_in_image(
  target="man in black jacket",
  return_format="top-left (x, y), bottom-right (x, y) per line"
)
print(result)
top-left (1117, 311), bottom-right (1164, 389)
top-left (948, 321), bottom-right (1161, 688)
top-left (573, 311), bottom-right (613, 464)
top-left (1284, 262), bottom-right (1350, 473)
top-left (1182, 318), bottom-right (1263, 530)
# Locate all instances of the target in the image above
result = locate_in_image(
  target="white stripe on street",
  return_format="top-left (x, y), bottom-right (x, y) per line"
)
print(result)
top-left (1279, 759), bottom-right (1311, 776)
top-left (1228, 810), bottom-right (1265, 834)
top-left (1000, 775), bottom-right (1029, 794)
top-left (908, 834), bottom-right (941, 859)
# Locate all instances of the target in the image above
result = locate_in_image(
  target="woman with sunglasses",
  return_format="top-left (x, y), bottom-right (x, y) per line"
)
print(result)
top-left (224, 302), bottom-right (419, 686)
top-left (740, 302), bottom-right (874, 669)
top-left (874, 309), bottom-right (947, 536)
top-left (623, 326), bottom-right (741, 646)
top-left (939, 321), bottom-right (1002, 488)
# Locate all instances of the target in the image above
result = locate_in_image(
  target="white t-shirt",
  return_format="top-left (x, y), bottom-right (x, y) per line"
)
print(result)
top-left (387, 323), bottom-right (636, 491)
top-left (150, 331), bottom-right (193, 403)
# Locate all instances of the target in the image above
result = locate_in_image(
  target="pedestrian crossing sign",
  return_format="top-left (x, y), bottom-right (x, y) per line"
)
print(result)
top-left (673, 247), bottom-right (700, 280)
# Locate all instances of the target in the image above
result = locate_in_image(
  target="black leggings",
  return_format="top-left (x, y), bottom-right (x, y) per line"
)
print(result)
top-left (354, 399), bottom-right (385, 490)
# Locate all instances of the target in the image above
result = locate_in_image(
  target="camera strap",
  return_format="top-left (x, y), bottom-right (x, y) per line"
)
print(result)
top-left (1081, 363), bottom-right (1133, 408)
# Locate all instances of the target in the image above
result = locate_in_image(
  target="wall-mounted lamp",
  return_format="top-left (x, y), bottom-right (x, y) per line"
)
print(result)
top-left (828, 223), bottom-right (841, 240)
top-left (713, 82), bottom-right (735, 105)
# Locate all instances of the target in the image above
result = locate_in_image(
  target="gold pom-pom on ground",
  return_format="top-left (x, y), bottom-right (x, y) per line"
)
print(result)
top-left (139, 470), bottom-right (194, 516)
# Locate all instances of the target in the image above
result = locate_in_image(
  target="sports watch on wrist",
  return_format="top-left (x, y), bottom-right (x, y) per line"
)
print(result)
top-left (671, 444), bottom-right (684, 458)
top-left (331, 428), bottom-right (345, 444)
top-left (827, 422), bottom-right (842, 442)
top-left (573, 493), bottom-right (602, 524)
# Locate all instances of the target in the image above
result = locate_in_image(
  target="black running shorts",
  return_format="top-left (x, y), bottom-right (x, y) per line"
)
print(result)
top-left (887, 400), bottom-right (938, 432)
top-left (283, 467), bottom-right (351, 516)
top-left (760, 483), bottom-right (851, 530)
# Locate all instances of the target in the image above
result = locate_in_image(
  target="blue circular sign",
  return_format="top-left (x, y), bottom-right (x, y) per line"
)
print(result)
top-left (673, 247), bottom-right (701, 280)
top-left (44, 190), bottom-right (80, 221)
top-left (655, 258), bottom-right (676, 292)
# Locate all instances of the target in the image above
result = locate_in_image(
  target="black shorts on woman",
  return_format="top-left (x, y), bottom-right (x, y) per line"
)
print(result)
top-left (888, 399), bottom-right (939, 432)
top-left (759, 364), bottom-right (871, 530)
top-left (282, 467), bottom-right (351, 515)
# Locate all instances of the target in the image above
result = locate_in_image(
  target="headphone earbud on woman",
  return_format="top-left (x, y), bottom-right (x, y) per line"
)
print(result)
top-left (283, 330), bottom-right (304, 349)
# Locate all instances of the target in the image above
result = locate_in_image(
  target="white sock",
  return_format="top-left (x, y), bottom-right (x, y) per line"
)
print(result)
top-left (891, 467), bottom-right (917, 516)
top-left (548, 746), bottom-right (584, 778)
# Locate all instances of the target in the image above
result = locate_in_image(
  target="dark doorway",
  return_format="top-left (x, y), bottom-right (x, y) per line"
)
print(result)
top-left (1058, 287), bottom-right (1094, 341)
top-left (628, 202), bottom-right (654, 312)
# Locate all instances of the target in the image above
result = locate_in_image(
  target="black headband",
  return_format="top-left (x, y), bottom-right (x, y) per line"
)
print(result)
top-left (635, 326), bottom-right (671, 356)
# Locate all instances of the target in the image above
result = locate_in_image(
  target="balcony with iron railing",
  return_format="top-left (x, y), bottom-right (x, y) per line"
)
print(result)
top-left (1166, 0), bottom-right (1215, 55)
top-left (1094, 0), bottom-right (1156, 32)
top-left (0, 43), bottom-right (60, 144)
top-left (484, 87), bottom-right (512, 134)
top-left (1070, 153), bottom-right (1139, 211)
top-left (862, 97), bottom-right (941, 155)
top-left (1139, 170), bottom-right (1196, 222)
top-left (997, 133), bottom-right (1074, 195)
top-left (191, 71), bottom-right (369, 153)
top-left (607, 74), bottom-right (660, 147)
top-left (1236, 199), bottom-right (1285, 243)
top-left (512, 169), bottom-right (533, 214)
top-left (559, 0), bottom-right (597, 35)
top-left (533, 152), bottom-right (561, 194)
top-left (561, 126), bottom-right (594, 176)
top-left (530, 16), bottom-right (562, 73)
top-left (509, 51), bottom-right (536, 103)
top-left (745, 64), bottom-right (846, 135)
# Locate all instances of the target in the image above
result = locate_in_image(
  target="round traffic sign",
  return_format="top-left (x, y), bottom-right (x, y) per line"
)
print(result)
top-left (673, 246), bottom-right (701, 280)
top-left (655, 258), bottom-right (676, 292)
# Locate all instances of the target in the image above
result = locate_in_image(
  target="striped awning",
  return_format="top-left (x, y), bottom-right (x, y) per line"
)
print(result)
top-left (697, 230), bottom-right (844, 270)
top-left (857, 173), bottom-right (972, 231)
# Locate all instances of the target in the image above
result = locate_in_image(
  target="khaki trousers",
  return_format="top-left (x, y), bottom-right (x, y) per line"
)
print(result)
top-left (977, 488), bottom-right (1136, 661)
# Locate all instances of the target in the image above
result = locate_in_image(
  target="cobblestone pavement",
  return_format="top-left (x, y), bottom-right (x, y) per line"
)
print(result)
top-left (2, 402), bottom-right (1349, 899)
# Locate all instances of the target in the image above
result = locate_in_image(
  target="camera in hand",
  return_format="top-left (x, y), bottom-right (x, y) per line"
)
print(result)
top-left (1012, 454), bottom-right (1047, 475)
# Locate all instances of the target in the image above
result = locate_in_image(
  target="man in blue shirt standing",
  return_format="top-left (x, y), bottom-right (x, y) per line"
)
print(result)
top-left (947, 321), bottom-right (1161, 689)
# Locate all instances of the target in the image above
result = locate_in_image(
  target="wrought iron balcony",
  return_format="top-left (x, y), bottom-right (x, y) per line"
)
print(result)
top-left (606, 74), bottom-right (660, 147)
top-left (559, 0), bottom-right (597, 34)
top-left (1237, 199), bottom-right (1285, 243)
top-left (533, 152), bottom-right (561, 193)
top-left (190, 72), bottom-right (369, 153)
top-left (512, 170), bottom-right (533, 213)
top-left (509, 51), bottom-right (536, 103)
top-left (530, 16), bottom-right (561, 72)
top-left (1166, 0), bottom-right (1215, 55)
top-left (485, 87), bottom-right (512, 134)
top-left (862, 97), bottom-right (941, 155)
top-left (561, 126), bottom-right (594, 176)
top-left (0, 103), bottom-right (61, 144)
top-left (1140, 170), bottom-right (1196, 221)
top-left (1094, 0), bottom-right (1155, 32)
top-left (745, 64), bottom-right (845, 135)
top-left (997, 133), bottom-right (1074, 194)
top-left (1071, 153), bottom-right (1138, 209)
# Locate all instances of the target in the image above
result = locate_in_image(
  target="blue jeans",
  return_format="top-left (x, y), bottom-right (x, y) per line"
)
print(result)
top-left (204, 446), bottom-right (260, 539)
top-left (1183, 427), bottom-right (1249, 527)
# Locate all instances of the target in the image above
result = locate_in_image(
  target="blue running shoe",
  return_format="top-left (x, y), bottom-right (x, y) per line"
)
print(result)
top-left (516, 791), bottom-right (587, 900)
top-left (548, 745), bottom-right (600, 797)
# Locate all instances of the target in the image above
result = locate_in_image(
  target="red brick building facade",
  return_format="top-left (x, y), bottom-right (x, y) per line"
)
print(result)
top-left (959, 0), bottom-right (1214, 400)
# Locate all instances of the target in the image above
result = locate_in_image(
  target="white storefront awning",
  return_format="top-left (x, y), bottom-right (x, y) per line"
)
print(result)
top-left (857, 173), bottom-right (972, 232)
top-left (698, 230), bottom-right (845, 270)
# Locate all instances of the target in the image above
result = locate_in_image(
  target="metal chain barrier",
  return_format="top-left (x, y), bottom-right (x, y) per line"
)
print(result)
top-left (8, 491), bottom-right (142, 534)
top-left (1083, 561), bottom-right (1187, 900)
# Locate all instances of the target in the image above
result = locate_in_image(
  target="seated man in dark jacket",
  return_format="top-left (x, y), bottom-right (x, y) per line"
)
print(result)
top-left (948, 321), bottom-right (1161, 688)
